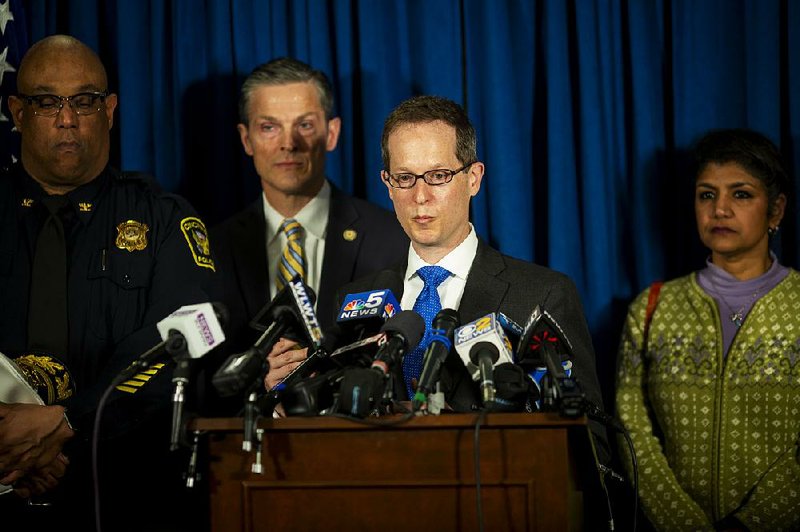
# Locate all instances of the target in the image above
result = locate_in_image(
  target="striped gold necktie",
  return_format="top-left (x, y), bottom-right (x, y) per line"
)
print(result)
top-left (276, 218), bottom-right (306, 291)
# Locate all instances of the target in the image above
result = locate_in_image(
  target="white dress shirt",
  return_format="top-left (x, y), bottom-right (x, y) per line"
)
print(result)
top-left (263, 180), bottom-right (330, 308)
top-left (400, 225), bottom-right (479, 312)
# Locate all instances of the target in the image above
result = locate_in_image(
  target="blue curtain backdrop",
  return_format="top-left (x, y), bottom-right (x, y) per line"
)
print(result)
top-left (6, 0), bottom-right (800, 398)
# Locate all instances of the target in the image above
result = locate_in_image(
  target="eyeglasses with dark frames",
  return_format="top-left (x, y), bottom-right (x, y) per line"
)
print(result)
top-left (383, 161), bottom-right (475, 189)
top-left (18, 92), bottom-right (109, 117)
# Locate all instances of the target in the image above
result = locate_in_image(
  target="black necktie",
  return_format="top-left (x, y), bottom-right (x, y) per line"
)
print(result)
top-left (27, 195), bottom-right (70, 357)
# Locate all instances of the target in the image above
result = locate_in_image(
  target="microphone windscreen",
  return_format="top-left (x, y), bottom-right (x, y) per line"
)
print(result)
top-left (380, 310), bottom-right (425, 350)
top-left (337, 368), bottom-right (385, 417)
top-left (492, 362), bottom-right (537, 412)
top-left (469, 341), bottom-right (499, 365)
top-left (432, 308), bottom-right (460, 332)
top-left (373, 269), bottom-right (404, 296)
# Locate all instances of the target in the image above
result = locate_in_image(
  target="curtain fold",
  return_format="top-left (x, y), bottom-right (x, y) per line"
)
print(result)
top-left (8, 0), bottom-right (800, 349)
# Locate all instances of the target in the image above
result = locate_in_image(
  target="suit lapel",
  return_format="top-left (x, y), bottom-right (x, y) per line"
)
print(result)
top-left (458, 240), bottom-right (509, 323)
top-left (318, 185), bottom-right (360, 320)
top-left (231, 200), bottom-right (271, 319)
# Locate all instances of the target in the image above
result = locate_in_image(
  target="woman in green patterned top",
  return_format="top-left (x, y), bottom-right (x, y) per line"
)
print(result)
top-left (616, 129), bottom-right (799, 531)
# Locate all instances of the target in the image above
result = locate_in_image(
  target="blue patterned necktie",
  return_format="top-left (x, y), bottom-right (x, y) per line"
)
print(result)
top-left (276, 218), bottom-right (306, 291)
top-left (403, 265), bottom-right (452, 398)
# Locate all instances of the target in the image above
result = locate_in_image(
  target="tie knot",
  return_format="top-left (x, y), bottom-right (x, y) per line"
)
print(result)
top-left (41, 195), bottom-right (69, 216)
top-left (417, 265), bottom-right (451, 289)
top-left (280, 218), bottom-right (303, 240)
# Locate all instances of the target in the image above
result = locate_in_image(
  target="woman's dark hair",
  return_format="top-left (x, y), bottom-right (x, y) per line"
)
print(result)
top-left (694, 128), bottom-right (790, 215)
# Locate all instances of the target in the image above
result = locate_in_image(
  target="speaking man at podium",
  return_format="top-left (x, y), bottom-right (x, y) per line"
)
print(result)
top-left (266, 94), bottom-right (609, 462)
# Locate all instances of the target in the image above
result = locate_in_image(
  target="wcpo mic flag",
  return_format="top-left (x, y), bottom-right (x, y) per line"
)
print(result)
top-left (0, 0), bottom-right (27, 168)
top-left (156, 302), bottom-right (226, 359)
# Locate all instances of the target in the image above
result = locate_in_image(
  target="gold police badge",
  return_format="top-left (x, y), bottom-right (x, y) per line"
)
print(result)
top-left (180, 217), bottom-right (215, 271)
top-left (116, 220), bottom-right (149, 251)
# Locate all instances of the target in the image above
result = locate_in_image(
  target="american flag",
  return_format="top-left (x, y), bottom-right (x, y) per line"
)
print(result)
top-left (0, 0), bottom-right (27, 169)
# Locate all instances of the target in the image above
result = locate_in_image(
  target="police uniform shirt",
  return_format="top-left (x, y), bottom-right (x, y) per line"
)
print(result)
top-left (0, 163), bottom-right (216, 433)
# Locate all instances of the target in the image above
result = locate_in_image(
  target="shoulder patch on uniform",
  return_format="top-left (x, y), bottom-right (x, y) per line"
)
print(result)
top-left (180, 217), bottom-right (215, 271)
top-left (116, 220), bottom-right (149, 251)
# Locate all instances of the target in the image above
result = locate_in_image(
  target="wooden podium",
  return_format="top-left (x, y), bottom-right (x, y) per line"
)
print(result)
top-left (193, 413), bottom-right (597, 532)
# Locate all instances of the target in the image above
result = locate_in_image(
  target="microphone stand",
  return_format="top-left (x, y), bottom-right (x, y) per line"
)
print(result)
top-left (539, 344), bottom-right (584, 418)
top-left (167, 332), bottom-right (191, 451)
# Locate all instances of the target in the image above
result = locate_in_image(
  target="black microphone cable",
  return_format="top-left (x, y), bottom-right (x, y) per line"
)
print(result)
top-left (471, 410), bottom-right (488, 532)
top-left (92, 331), bottom-right (187, 532)
top-left (583, 400), bottom-right (638, 532)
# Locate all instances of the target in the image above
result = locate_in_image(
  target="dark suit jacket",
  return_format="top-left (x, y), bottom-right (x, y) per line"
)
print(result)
top-left (334, 238), bottom-right (610, 462)
top-left (208, 183), bottom-right (409, 354)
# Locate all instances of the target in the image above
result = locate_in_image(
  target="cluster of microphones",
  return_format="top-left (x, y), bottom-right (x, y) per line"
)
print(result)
top-left (115, 273), bottom-right (592, 455)
top-left (208, 272), bottom-right (588, 421)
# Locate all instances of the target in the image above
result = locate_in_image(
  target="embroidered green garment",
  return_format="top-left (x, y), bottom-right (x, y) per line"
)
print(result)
top-left (616, 270), bottom-right (800, 531)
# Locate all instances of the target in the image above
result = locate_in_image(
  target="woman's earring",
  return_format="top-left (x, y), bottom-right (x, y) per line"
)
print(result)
top-left (768, 226), bottom-right (779, 236)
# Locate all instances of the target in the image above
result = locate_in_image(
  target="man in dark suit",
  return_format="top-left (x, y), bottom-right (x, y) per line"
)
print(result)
top-left (209, 58), bottom-right (407, 387)
top-left (267, 95), bottom-right (609, 461)
top-left (354, 96), bottom-right (608, 460)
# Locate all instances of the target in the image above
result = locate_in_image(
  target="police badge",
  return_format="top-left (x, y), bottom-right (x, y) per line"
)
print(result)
top-left (116, 220), bottom-right (149, 251)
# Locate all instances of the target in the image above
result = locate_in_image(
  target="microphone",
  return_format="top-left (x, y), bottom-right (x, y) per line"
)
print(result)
top-left (370, 310), bottom-right (425, 377)
top-left (496, 311), bottom-right (523, 352)
top-left (325, 288), bottom-right (402, 362)
top-left (119, 302), bottom-right (227, 381)
top-left (515, 305), bottom-right (584, 417)
top-left (211, 278), bottom-right (322, 398)
top-left (325, 270), bottom-right (404, 351)
top-left (336, 310), bottom-right (425, 417)
top-left (469, 341), bottom-right (500, 405)
top-left (454, 313), bottom-right (514, 408)
top-left (411, 308), bottom-right (460, 411)
top-left (336, 288), bottom-right (401, 334)
top-left (154, 302), bottom-right (227, 451)
top-left (493, 362), bottom-right (539, 412)
top-left (280, 368), bottom-right (346, 417)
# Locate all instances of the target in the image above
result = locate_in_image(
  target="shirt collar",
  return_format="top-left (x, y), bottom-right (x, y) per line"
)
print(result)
top-left (405, 224), bottom-right (478, 281)
top-left (263, 179), bottom-right (331, 242)
top-left (15, 164), bottom-right (109, 224)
